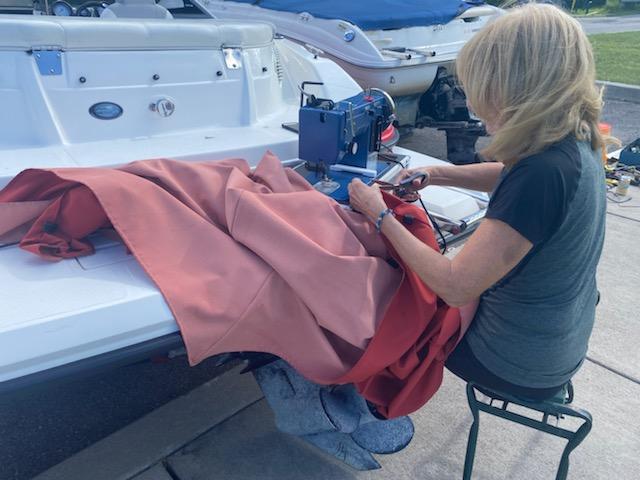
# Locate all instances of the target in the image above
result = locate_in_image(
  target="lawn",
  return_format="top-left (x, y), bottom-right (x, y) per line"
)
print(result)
top-left (589, 31), bottom-right (640, 85)
top-left (572, 0), bottom-right (640, 16)
top-left (487, 0), bottom-right (640, 16)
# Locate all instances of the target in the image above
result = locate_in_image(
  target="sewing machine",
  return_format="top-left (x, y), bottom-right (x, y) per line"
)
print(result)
top-left (294, 87), bottom-right (406, 203)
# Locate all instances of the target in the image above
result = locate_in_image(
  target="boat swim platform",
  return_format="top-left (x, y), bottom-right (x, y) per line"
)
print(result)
top-left (35, 185), bottom-right (640, 480)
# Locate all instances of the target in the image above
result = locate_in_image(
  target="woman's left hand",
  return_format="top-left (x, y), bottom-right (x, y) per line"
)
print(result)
top-left (348, 179), bottom-right (387, 223)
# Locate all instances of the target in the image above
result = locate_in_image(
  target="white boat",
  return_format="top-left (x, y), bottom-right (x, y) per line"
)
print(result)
top-left (0, 13), bottom-right (487, 392)
top-left (193, 0), bottom-right (503, 129)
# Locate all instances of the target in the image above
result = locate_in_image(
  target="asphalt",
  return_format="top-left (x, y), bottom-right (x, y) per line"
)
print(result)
top-left (0, 354), bottom-right (236, 480)
top-left (30, 106), bottom-right (640, 479)
top-left (578, 13), bottom-right (640, 34)
top-left (401, 96), bottom-right (640, 160)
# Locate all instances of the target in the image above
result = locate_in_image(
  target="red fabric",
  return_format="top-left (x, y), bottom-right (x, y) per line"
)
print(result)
top-left (0, 154), bottom-right (472, 418)
top-left (338, 193), bottom-right (467, 417)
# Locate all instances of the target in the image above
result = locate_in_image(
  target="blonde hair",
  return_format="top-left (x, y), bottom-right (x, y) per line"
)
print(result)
top-left (456, 3), bottom-right (610, 166)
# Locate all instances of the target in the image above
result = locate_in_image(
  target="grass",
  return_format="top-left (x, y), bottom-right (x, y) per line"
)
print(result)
top-left (589, 31), bottom-right (640, 85)
top-left (485, 0), bottom-right (640, 16)
top-left (572, 0), bottom-right (640, 17)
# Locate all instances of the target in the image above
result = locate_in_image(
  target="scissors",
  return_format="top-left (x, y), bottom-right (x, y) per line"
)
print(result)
top-left (374, 172), bottom-right (428, 199)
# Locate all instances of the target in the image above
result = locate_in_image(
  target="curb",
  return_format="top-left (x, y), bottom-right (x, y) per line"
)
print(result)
top-left (33, 366), bottom-right (264, 480)
top-left (597, 80), bottom-right (640, 104)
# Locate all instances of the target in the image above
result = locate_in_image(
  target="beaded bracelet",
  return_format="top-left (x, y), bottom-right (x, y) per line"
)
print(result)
top-left (375, 208), bottom-right (394, 233)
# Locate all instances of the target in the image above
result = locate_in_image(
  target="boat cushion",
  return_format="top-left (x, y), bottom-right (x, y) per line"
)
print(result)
top-left (0, 15), bottom-right (273, 50)
top-left (228, 0), bottom-right (485, 31)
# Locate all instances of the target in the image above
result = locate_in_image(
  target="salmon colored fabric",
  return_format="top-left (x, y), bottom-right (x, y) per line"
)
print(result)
top-left (0, 201), bottom-right (51, 246)
top-left (0, 153), bottom-right (476, 417)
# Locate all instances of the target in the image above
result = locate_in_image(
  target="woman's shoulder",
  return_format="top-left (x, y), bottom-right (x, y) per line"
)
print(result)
top-left (488, 135), bottom-right (583, 246)
top-left (514, 135), bottom-right (581, 177)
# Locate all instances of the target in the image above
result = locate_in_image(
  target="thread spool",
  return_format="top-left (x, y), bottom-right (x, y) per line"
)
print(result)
top-left (616, 175), bottom-right (632, 197)
top-left (598, 122), bottom-right (612, 164)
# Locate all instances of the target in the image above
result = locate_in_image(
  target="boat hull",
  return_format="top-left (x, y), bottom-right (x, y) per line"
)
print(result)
top-left (195, 1), bottom-right (502, 128)
top-left (324, 54), bottom-right (441, 98)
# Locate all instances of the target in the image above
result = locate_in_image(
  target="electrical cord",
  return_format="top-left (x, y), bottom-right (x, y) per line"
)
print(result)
top-left (419, 197), bottom-right (447, 254)
top-left (607, 191), bottom-right (632, 204)
top-left (379, 149), bottom-right (405, 167)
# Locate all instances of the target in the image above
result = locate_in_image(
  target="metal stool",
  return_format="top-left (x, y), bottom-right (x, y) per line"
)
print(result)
top-left (463, 381), bottom-right (592, 480)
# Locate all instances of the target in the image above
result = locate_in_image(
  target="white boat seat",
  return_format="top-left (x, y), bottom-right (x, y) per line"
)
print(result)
top-left (0, 14), bottom-right (274, 51)
top-left (100, 0), bottom-right (173, 20)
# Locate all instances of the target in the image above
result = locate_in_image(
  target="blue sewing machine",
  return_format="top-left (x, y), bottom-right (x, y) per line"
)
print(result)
top-left (294, 87), bottom-right (404, 203)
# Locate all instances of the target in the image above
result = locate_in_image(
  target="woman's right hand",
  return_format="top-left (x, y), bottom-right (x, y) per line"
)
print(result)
top-left (396, 167), bottom-right (432, 191)
top-left (391, 167), bottom-right (433, 202)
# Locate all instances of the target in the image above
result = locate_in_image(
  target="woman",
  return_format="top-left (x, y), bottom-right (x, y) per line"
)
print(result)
top-left (348, 3), bottom-right (610, 400)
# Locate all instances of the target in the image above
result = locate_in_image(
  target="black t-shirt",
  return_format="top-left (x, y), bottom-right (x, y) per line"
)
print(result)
top-left (467, 137), bottom-right (606, 388)
top-left (485, 136), bottom-right (581, 246)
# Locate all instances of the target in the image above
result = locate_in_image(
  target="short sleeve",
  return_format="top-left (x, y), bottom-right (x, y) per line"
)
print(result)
top-left (486, 147), bottom-right (580, 245)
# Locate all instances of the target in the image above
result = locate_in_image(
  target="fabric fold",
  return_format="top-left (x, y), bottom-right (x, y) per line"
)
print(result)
top-left (0, 152), bottom-right (476, 417)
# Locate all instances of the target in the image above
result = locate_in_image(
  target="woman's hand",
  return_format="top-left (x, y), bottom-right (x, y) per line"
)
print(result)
top-left (396, 167), bottom-right (431, 191)
top-left (348, 179), bottom-right (388, 223)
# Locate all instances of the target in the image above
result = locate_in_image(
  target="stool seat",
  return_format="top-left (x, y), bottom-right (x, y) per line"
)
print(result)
top-left (472, 381), bottom-right (572, 406)
top-left (463, 381), bottom-right (592, 480)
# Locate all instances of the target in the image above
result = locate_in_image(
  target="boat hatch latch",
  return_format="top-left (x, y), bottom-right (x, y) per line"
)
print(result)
top-left (223, 48), bottom-right (243, 70)
top-left (31, 47), bottom-right (63, 76)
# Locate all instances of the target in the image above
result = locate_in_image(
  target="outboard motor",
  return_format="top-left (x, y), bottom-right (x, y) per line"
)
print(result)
top-left (417, 67), bottom-right (486, 165)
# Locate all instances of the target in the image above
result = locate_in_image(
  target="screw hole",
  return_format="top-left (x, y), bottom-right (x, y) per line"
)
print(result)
top-left (153, 74), bottom-right (160, 81)
top-left (79, 76), bottom-right (86, 84)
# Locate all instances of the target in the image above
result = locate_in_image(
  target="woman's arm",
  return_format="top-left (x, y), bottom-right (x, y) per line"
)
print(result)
top-left (379, 215), bottom-right (531, 306)
top-left (399, 162), bottom-right (504, 193)
top-left (348, 180), bottom-right (532, 306)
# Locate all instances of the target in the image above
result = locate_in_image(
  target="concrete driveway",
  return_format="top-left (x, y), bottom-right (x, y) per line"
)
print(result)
top-left (578, 14), bottom-right (640, 34)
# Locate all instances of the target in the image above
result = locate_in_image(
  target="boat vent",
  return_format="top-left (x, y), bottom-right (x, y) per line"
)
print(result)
top-left (273, 44), bottom-right (284, 84)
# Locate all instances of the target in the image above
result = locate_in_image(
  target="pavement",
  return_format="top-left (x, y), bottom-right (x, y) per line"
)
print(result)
top-left (0, 349), bottom-right (239, 480)
top-left (578, 13), bottom-right (640, 34)
top-left (33, 147), bottom-right (640, 479)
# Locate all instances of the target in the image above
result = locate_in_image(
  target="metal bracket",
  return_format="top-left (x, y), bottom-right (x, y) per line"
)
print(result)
top-left (31, 47), bottom-right (63, 76)
top-left (303, 43), bottom-right (324, 58)
top-left (223, 48), bottom-right (243, 69)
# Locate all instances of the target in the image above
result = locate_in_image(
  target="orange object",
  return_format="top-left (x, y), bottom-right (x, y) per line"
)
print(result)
top-left (599, 122), bottom-right (612, 163)
top-left (381, 124), bottom-right (397, 145)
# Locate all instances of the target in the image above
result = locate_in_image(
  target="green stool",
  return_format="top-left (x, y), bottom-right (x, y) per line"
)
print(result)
top-left (463, 381), bottom-right (592, 480)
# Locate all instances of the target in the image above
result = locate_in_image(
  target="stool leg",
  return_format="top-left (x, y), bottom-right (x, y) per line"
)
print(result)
top-left (463, 383), bottom-right (481, 480)
top-left (555, 416), bottom-right (593, 480)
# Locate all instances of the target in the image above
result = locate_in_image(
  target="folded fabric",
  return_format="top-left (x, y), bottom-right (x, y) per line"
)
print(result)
top-left (0, 152), bottom-right (476, 417)
top-left (0, 200), bottom-right (51, 246)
